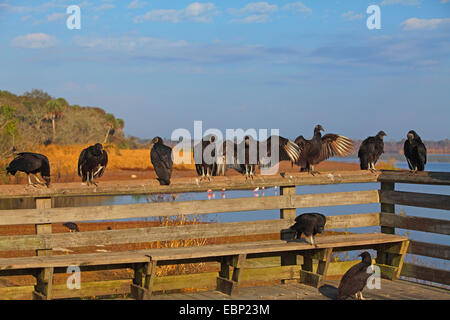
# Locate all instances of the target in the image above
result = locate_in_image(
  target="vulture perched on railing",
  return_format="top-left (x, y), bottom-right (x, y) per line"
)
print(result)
top-left (294, 125), bottom-right (354, 175)
top-left (6, 152), bottom-right (51, 187)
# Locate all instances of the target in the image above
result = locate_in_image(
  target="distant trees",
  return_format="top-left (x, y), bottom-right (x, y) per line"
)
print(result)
top-left (0, 104), bottom-right (18, 157)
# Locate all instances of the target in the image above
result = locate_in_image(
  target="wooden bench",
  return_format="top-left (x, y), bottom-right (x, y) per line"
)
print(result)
top-left (0, 233), bottom-right (409, 300)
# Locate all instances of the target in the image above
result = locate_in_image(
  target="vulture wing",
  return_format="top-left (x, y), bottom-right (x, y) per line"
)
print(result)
top-left (316, 134), bottom-right (353, 163)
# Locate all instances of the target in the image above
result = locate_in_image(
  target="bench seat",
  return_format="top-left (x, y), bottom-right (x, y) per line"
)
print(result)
top-left (0, 233), bottom-right (409, 299)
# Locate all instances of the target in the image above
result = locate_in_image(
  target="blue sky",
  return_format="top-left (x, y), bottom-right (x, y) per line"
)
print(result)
top-left (0, 0), bottom-right (449, 140)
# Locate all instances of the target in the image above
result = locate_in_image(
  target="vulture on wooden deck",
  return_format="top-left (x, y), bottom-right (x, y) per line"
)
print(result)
top-left (289, 212), bottom-right (326, 246)
top-left (6, 152), bottom-right (51, 187)
top-left (294, 125), bottom-right (353, 175)
top-left (404, 130), bottom-right (427, 173)
top-left (78, 143), bottom-right (108, 186)
top-left (150, 136), bottom-right (173, 185)
top-left (358, 131), bottom-right (387, 171)
top-left (337, 251), bottom-right (373, 300)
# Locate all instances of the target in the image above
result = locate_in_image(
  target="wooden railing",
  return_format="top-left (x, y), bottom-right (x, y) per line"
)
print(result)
top-left (0, 170), bottom-right (448, 299)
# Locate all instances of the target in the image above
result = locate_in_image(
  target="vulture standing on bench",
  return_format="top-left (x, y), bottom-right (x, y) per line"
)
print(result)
top-left (404, 130), bottom-right (427, 173)
top-left (289, 213), bottom-right (326, 246)
top-left (294, 125), bottom-right (353, 175)
top-left (358, 131), bottom-right (386, 171)
top-left (338, 251), bottom-right (373, 300)
top-left (78, 143), bottom-right (108, 186)
top-left (6, 152), bottom-right (51, 187)
top-left (150, 136), bottom-right (173, 185)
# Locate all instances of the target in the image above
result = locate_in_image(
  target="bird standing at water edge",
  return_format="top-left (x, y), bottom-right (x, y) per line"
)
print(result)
top-left (78, 143), bottom-right (108, 186)
top-left (338, 251), bottom-right (373, 300)
top-left (6, 152), bottom-right (51, 187)
top-left (150, 136), bottom-right (173, 185)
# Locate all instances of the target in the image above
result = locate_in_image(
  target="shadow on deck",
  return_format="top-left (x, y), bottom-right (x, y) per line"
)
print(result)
top-left (152, 279), bottom-right (450, 300)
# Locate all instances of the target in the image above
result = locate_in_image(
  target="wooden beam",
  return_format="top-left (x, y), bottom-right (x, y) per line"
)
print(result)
top-left (380, 212), bottom-right (450, 235)
top-left (0, 190), bottom-right (380, 226)
top-left (379, 190), bottom-right (450, 211)
top-left (0, 170), bottom-right (380, 201)
top-left (0, 213), bottom-right (382, 252)
top-left (378, 170), bottom-right (450, 186)
top-left (401, 263), bottom-right (450, 286)
top-left (408, 241), bottom-right (450, 261)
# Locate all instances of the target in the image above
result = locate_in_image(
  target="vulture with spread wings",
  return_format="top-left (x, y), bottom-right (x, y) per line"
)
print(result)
top-left (294, 125), bottom-right (353, 175)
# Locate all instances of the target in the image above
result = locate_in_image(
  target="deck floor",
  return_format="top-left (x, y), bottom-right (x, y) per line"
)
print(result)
top-left (152, 279), bottom-right (450, 300)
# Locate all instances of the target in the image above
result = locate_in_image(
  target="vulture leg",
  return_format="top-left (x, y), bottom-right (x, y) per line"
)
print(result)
top-left (206, 166), bottom-right (211, 181)
top-left (369, 163), bottom-right (377, 173)
top-left (94, 166), bottom-right (103, 176)
top-left (358, 291), bottom-right (366, 300)
top-left (27, 174), bottom-right (37, 187)
top-left (91, 171), bottom-right (98, 187)
top-left (33, 174), bottom-right (45, 186)
top-left (309, 165), bottom-right (320, 176)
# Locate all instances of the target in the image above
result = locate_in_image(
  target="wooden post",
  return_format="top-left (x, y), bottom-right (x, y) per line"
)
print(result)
top-left (216, 254), bottom-right (246, 295)
top-left (299, 248), bottom-right (333, 288)
top-left (131, 259), bottom-right (157, 300)
top-left (280, 186), bottom-right (297, 283)
top-left (33, 197), bottom-right (53, 300)
top-left (380, 182), bottom-right (395, 234)
top-left (379, 182), bottom-right (395, 266)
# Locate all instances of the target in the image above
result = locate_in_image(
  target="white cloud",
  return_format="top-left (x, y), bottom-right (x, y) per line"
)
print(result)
top-left (95, 3), bottom-right (116, 11)
top-left (228, 2), bottom-right (278, 23)
top-left (133, 2), bottom-right (217, 23)
top-left (46, 12), bottom-right (66, 22)
top-left (381, 0), bottom-right (421, 5)
top-left (282, 2), bottom-right (312, 14)
top-left (228, 2), bottom-right (278, 15)
top-left (401, 17), bottom-right (450, 30)
top-left (10, 33), bottom-right (58, 49)
top-left (342, 11), bottom-right (364, 21)
top-left (128, 0), bottom-right (147, 9)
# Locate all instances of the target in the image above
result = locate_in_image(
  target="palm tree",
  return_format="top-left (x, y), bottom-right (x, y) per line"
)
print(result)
top-left (44, 99), bottom-right (64, 143)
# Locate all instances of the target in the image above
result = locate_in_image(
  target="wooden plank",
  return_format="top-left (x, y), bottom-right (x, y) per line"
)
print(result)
top-left (401, 263), bottom-right (450, 286)
top-left (0, 170), bottom-right (380, 201)
top-left (290, 190), bottom-right (380, 208)
top-left (379, 190), bottom-right (450, 210)
top-left (0, 213), bottom-right (381, 252)
top-left (380, 212), bottom-right (450, 235)
top-left (408, 240), bottom-right (450, 261)
top-left (378, 170), bottom-right (450, 186)
top-left (0, 190), bottom-right (380, 226)
top-left (0, 233), bottom-right (408, 271)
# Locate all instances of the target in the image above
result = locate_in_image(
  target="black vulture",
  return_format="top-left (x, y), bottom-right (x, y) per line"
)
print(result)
top-left (63, 222), bottom-right (79, 232)
top-left (338, 251), bottom-right (373, 300)
top-left (358, 131), bottom-right (387, 171)
top-left (77, 143), bottom-right (108, 186)
top-left (6, 152), bottom-right (51, 187)
top-left (194, 135), bottom-right (217, 181)
top-left (289, 212), bottom-right (326, 246)
top-left (294, 125), bottom-right (353, 175)
top-left (222, 135), bottom-right (300, 179)
top-left (150, 136), bottom-right (173, 185)
top-left (404, 130), bottom-right (427, 173)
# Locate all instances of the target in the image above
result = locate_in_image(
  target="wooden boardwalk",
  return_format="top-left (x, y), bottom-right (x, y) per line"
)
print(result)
top-left (153, 279), bottom-right (450, 300)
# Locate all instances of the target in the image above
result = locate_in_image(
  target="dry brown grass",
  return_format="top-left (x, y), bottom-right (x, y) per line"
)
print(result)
top-left (375, 157), bottom-right (398, 170)
top-left (0, 144), bottom-right (195, 182)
